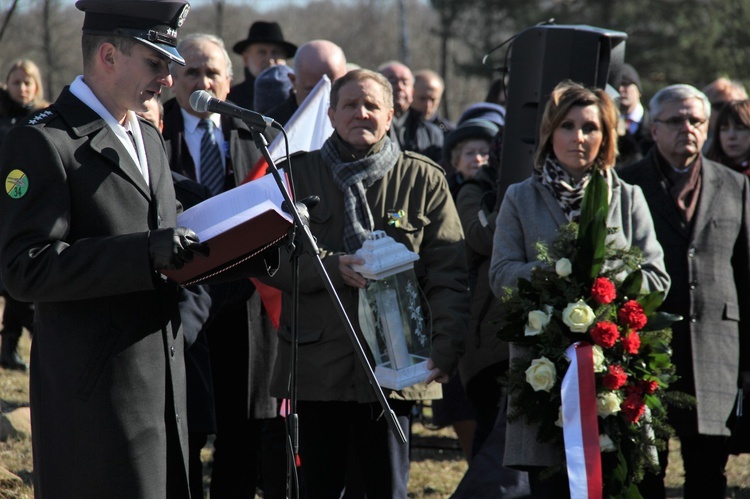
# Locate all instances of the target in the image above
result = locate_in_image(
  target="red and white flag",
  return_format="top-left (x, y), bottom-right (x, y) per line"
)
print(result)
top-left (242, 75), bottom-right (334, 183)
top-left (245, 75), bottom-right (335, 328)
top-left (562, 342), bottom-right (603, 499)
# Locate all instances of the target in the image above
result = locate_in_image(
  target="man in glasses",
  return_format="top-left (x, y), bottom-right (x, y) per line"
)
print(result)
top-left (620, 84), bottom-right (750, 499)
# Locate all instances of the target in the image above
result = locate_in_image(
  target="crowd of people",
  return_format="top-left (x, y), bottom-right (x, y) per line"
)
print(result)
top-left (1, 1), bottom-right (750, 498)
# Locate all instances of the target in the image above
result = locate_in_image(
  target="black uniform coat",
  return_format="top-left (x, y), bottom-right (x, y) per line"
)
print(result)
top-left (0, 88), bottom-right (189, 498)
top-left (620, 150), bottom-right (750, 436)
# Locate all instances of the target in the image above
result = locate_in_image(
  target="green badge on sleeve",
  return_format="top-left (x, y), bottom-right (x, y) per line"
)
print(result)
top-left (5, 169), bottom-right (28, 199)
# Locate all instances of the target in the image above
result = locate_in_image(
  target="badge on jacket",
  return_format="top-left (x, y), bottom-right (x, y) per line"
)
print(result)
top-left (5, 169), bottom-right (28, 199)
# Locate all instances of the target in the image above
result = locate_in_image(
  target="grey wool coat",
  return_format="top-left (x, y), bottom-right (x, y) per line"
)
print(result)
top-left (620, 151), bottom-right (750, 437)
top-left (489, 170), bottom-right (670, 468)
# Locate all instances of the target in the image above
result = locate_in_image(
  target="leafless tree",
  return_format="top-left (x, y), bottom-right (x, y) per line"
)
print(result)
top-left (430, 0), bottom-right (463, 120)
top-left (397, 0), bottom-right (410, 67)
top-left (212, 0), bottom-right (224, 39)
top-left (41, 0), bottom-right (55, 96)
top-left (0, 0), bottom-right (19, 47)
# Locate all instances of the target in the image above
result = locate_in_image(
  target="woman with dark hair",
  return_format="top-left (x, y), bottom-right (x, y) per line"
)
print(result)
top-left (489, 80), bottom-right (670, 497)
top-left (706, 99), bottom-right (750, 175)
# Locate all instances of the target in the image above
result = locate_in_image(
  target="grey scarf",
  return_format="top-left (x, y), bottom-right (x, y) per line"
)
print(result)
top-left (321, 135), bottom-right (401, 253)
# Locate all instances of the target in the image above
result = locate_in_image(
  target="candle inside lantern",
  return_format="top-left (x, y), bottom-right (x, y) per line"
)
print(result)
top-left (352, 230), bottom-right (431, 390)
top-left (375, 287), bottom-right (411, 369)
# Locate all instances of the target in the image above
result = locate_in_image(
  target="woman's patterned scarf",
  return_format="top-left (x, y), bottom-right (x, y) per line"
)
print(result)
top-left (535, 156), bottom-right (593, 223)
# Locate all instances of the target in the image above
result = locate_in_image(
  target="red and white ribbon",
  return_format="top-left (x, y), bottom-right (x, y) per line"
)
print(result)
top-left (562, 342), bottom-right (602, 499)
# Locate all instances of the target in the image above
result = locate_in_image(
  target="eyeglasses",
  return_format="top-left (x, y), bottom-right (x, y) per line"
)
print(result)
top-left (653, 116), bottom-right (707, 130)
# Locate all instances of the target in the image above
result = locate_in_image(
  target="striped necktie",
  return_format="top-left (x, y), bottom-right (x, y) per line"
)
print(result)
top-left (198, 119), bottom-right (224, 196)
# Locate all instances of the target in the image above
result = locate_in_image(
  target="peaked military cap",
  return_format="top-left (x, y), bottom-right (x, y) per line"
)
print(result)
top-left (75, 0), bottom-right (191, 65)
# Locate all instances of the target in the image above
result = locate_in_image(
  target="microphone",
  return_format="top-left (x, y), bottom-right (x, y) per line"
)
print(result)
top-left (189, 90), bottom-right (279, 130)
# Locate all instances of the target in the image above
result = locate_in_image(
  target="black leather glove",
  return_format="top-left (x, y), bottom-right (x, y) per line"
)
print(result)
top-left (149, 227), bottom-right (210, 271)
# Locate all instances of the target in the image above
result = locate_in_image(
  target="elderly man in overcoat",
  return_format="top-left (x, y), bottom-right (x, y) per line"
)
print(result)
top-left (162, 32), bottom-right (286, 498)
top-left (620, 83), bottom-right (750, 499)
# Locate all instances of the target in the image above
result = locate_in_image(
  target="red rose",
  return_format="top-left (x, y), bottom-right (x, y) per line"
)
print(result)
top-left (621, 331), bottom-right (641, 354)
top-left (621, 392), bottom-right (647, 423)
top-left (602, 364), bottom-right (628, 390)
top-left (590, 321), bottom-right (620, 348)
top-left (591, 277), bottom-right (617, 304)
top-left (618, 300), bottom-right (647, 331)
top-left (625, 383), bottom-right (642, 396)
top-left (638, 379), bottom-right (659, 394)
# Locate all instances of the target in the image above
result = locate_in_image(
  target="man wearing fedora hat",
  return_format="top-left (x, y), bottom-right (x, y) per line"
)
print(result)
top-left (228, 21), bottom-right (297, 110)
top-left (0, 0), bottom-right (209, 497)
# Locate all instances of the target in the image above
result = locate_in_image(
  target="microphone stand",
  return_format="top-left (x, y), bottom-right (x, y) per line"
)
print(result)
top-left (248, 127), bottom-right (407, 497)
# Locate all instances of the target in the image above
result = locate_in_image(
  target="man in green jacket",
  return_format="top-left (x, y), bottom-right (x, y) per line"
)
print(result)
top-left (264, 68), bottom-right (469, 498)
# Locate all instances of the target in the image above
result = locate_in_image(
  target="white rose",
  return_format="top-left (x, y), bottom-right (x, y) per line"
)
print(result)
top-left (562, 299), bottom-right (596, 333)
top-left (599, 433), bottom-right (616, 452)
top-left (556, 258), bottom-right (572, 277)
top-left (592, 345), bottom-right (606, 373)
top-left (597, 391), bottom-right (622, 418)
top-left (525, 308), bottom-right (551, 336)
top-left (525, 356), bottom-right (556, 392)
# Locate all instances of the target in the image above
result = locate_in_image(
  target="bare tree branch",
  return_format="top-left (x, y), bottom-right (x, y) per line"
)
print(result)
top-left (0, 0), bottom-right (20, 45)
top-left (213, 0), bottom-right (224, 38)
top-left (42, 0), bottom-right (55, 95)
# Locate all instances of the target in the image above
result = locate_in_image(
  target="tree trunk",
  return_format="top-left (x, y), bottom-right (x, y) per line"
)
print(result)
top-left (214, 0), bottom-right (224, 39)
top-left (0, 0), bottom-right (19, 47)
top-left (398, 0), bottom-right (410, 67)
top-left (42, 0), bottom-right (55, 98)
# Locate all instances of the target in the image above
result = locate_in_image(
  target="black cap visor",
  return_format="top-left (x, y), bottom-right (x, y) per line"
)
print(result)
top-left (133, 36), bottom-right (184, 65)
top-left (110, 26), bottom-right (184, 65)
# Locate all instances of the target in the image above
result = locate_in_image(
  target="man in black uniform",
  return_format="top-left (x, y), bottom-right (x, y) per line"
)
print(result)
top-left (0, 1), bottom-right (208, 497)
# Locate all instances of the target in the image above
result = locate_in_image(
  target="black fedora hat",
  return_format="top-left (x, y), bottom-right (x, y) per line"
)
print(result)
top-left (232, 21), bottom-right (297, 57)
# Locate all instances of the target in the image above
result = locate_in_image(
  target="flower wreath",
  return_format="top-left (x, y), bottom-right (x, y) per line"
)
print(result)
top-left (498, 168), bottom-right (692, 498)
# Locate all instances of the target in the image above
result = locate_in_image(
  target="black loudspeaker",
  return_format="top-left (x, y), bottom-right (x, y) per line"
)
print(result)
top-left (497, 25), bottom-right (627, 204)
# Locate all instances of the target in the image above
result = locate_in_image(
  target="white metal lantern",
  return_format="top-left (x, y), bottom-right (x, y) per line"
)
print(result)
top-left (352, 230), bottom-right (430, 390)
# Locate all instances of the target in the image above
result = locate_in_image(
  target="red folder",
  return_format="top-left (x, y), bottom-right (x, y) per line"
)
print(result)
top-left (161, 172), bottom-right (292, 285)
